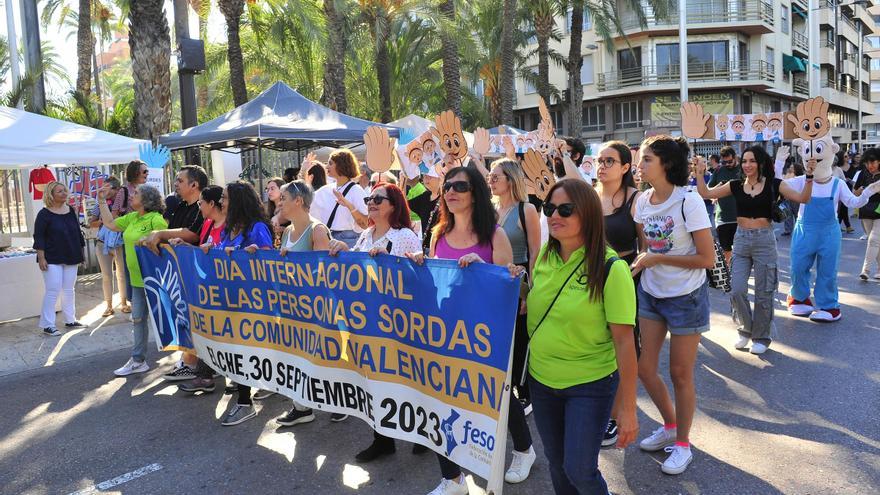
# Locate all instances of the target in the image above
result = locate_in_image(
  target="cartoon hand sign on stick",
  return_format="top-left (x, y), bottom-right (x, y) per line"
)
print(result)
top-left (503, 135), bottom-right (516, 159)
top-left (473, 127), bottom-right (490, 156)
top-left (680, 102), bottom-right (710, 139)
top-left (521, 149), bottom-right (556, 201)
top-left (787, 96), bottom-right (830, 141)
top-left (431, 110), bottom-right (469, 164)
top-left (364, 126), bottom-right (397, 173)
top-left (538, 96), bottom-right (555, 139)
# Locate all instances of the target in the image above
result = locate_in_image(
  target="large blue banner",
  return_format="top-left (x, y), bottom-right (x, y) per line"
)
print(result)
top-left (136, 245), bottom-right (520, 484)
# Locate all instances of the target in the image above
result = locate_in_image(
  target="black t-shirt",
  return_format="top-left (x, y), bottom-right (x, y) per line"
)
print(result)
top-left (421, 198), bottom-right (441, 252)
top-left (167, 198), bottom-right (204, 242)
top-left (33, 208), bottom-right (85, 265)
top-left (407, 189), bottom-right (433, 226)
top-left (728, 178), bottom-right (782, 220)
top-left (855, 171), bottom-right (880, 219)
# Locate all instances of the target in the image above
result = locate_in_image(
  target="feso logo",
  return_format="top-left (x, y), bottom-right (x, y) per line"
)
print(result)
top-left (461, 420), bottom-right (495, 452)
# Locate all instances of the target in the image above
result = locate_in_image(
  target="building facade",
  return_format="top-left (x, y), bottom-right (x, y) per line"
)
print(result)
top-left (513, 0), bottom-right (875, 154)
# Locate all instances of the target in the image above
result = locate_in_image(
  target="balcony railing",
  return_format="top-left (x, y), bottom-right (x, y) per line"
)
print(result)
top-left (822, 39), bottom-right (835, 49)
top-left (616, 0), bottom-right (774, 31)
top-left (793, 75), bottom-right (809, 96)
top-left (844, 52), bottom-right (859, 64)
top-left (841, 14), bottom-right (858, 32)
top-left (792, 31), bottom-right (809, 52)
top-left (597, 61), bottom-right (775, 92)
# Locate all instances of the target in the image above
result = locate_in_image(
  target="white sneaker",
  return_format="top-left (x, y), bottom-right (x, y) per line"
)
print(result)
top-left (860, 234), bottom-right (868, 240)
top-left (639, 426), bottom-right (677, 452)
top-left (734, 335), bottom-right (750, 350)
top-left (661, 445), bottom-right (693, 475)
top-left (427, 475), bottom-right (468, 495)
top-left (114, 358), bottom-right (149, 377)
top-left (504, 446), bottom-right (536, 484)
top-left (750, 342), bottom-right (769, 354)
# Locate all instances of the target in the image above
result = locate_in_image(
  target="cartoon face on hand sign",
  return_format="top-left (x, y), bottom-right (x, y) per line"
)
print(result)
top-left (521, 149), bottom-right (556, 201)
top-left (431, 110), bottom-right (468, 163)
top-left (787, 96), bottom-right (830, 140)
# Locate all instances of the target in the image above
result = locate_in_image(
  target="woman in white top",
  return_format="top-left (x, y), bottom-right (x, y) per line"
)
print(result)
top-left (631, 136), bottom-right (715, 476)
top-left (313, 149), bottom-right (369, 248)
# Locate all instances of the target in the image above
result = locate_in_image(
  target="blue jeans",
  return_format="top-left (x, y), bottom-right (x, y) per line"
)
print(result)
top-left (530, 372), bottom-right (619, 495)
top-left (130, 286), bottom-right (149, 362)
top-left (122, 249), bottom-right (133, 301)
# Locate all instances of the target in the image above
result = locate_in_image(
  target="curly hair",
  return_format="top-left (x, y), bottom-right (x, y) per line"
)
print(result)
top-left (224, 181), bottom-right (268, 237)
top-left (137, 184), bottom-right (165, 214)
top-left (641, 135), bottom-right (691, 187)
top-left (329, 149), bottom-right (360, 180)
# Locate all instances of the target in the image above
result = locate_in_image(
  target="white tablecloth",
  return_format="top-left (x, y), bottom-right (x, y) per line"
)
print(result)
top-left (0, 254), bottom-right (45, 322)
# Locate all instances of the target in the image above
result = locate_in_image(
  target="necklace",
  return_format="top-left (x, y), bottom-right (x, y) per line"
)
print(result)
top-left (744, 178), bottom-right (762, 195)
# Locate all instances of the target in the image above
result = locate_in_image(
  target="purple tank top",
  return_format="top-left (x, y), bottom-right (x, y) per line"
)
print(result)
top-left (434, 233), bottom-right (494, 264)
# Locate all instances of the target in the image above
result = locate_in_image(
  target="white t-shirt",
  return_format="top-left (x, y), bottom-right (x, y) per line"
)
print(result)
top-left (312, 182), bottom-right (368, 233)
top-left (784, 176), bottom-right (871, 216)
top-left (634, 186), bottom-right (712, 298)
top-left (352, 226), bottom-right (422, 256)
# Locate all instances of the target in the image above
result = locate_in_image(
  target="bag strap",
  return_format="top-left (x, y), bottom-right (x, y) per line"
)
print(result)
top-left (327, 182), bottom-right (356, 230)
top-left (122, 185), bottom-right (129, 211)
top-left (518, 201), bottom-right (529, 267)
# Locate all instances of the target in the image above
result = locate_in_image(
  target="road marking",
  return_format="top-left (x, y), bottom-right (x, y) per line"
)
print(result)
top-left (66, 463), bottom-right (163, 495)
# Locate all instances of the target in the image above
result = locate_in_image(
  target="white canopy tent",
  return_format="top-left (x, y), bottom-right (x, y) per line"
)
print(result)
top-left (0, 106), bottom-right (148, 168)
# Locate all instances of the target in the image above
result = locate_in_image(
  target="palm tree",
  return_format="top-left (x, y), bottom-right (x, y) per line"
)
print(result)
top-left (529, 0), bottom-right (561, 107)
top-left (75, 0), bottom-right (93, 97)
top-left (565, 0), bottom-right (585, 137)
top-left (129, 0), bottom-right (172, 139)
top-left (437, 0), bottom-right (459, 116)
top-left (321, 0), bottom-right (349, 113)
top-left (218, 0), bottom-right (248, 107)
top-left (499, 0), bottom-right (516, 125)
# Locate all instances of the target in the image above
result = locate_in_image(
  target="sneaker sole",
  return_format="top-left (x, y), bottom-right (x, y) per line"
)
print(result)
top-left (276, 415), bottom-right (316, 427)
top-left (809, 315), bottom-right (841, 322)
top-left (661, 455), bottom-right (693, 475)
top-left (330, 415), bottom-right (349, 423)
top-left (114, 367), bottom-right (149, 377)
top-left (179, 385), bottom-right (216, 393)
top-left (253, 393), bottom-right (276, 400)
top-left (222, 411), bottom-right (257, 426)
top-left (601, 435), bottom-right (619, 448)
top-left (162, 374), bottom-right (196, 382)
top-left (639, 439), bottom-right (675, 452)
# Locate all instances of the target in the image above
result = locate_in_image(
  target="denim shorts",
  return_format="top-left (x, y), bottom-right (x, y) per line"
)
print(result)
top-left (637, 281), bottom-right (710, 335)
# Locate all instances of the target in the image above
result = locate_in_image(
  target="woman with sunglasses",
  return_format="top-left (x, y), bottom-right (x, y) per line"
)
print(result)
top-left (407, 167), bottom-right (534, 494)
top-left (487, 159), bottom-right (540, 418)
top-left (631, 136), bottom-right (715, 475)
top-left (518, 179), bottom-right (637, 495)
top-left (328, 182), bottom-right (427, 461)
top-left (695, 146), bottom-right (813, 354)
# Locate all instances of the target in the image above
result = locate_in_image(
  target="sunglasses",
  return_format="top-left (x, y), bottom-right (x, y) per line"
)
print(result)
top-left (141, 170), bottom-right (149, 175)
top-left (443, 181), bottom-right (472, 193)
top-left (542, 202), bottom-right (576, 218)
top-left (721, 159), bottom-right (736, 166)
top-left (363, 195), bottom-right (392, 205)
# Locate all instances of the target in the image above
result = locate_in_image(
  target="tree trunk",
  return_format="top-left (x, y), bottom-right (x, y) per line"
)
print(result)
top-left (566, 1), bottom-right (584, 138)
top-left (321, 0), bottom-right (348, 113)
top-left (535, 14), bottom-right (552, 109)
top-left (129, 0), bottom-right (172, 139)
top-left (374, 18), bottom-right (392, 123)
top-left (219, 0), bottom-right (248, 107)
top-left (500, 0), bottom-right (517, 125)
top-left (92, 42), bottom-right (104, 126)
top-left (76, 0), bottom-right (93, 97)
top-left (438, 0), bottom-right (460, 116)
top-left (197, 15), bottom-right (209, 112)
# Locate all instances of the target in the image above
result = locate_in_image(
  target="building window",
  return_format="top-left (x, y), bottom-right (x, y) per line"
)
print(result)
top-left (657, 41), bottom-right (729, 75)
top-left (583, 104), bottom-right (605, 132)
top-left (617, 48), bottom-right (641, 77)
top-left (869, 36), bottom-right (880, 49)
top-left (781, 6), bottom-right (790, 34)
top-left (614, 101), bottom-right (643, 129)
top-left (524, 67), bottom-right (538, 94)
top-left (871, 82), bottom-right (880, 93)
top-left (581, 54), bottom-right (594, 85)
top-left (766, 47), bottom-right (775, 71)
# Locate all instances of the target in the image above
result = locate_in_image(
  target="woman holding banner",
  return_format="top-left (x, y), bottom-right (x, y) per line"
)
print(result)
top-left (97, 184), bottom-right (168, 376)
top-left (517, 178), bottom-right (638, 495)
top-left (407, 166), bottom-right (535, 494)
top-left (329, 182), bottom-right (427, 460)
top-left (487, 159), bottom-right (540, 415)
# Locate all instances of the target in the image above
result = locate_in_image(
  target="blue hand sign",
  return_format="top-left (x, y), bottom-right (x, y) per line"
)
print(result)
top-left (139, 143), bottom-right (171, 168)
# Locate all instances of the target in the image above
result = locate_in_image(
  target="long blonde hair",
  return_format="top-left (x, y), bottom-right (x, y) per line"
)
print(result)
top-left (43, 181), bottom-right (67, 208)
top-left (491, 158), bottom-right (528, 203)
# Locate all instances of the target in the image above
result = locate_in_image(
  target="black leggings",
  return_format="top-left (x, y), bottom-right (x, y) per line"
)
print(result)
top-left (839, 204), bottom-right (851, 228)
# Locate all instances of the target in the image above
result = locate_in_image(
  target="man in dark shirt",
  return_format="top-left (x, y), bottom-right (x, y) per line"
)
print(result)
top-left (141, 165), bottom-right (208, 381)
top-left (709, 146), bottom-right (741, 266)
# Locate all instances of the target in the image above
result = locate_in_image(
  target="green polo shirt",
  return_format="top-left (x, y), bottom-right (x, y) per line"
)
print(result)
top-left (526, 246), bottom-right (636, 389)
top-left (116, 211), bottom-right (168, 287)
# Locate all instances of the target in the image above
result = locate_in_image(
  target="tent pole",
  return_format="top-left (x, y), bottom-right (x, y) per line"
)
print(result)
top-left (257, 141), bottom-right (264, 200)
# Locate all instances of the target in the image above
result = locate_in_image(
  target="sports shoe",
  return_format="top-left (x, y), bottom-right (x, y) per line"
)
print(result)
top-left (601, 419), bottom-right (619, 447)
top-left (860, 272), bottom-right (870, 281)
top-left (178, 377), bottom-right (216, 393)
top-left (504, 446), bottom-right (536, 483)
top-left (355, 437), bottom-right (396, 463)
top-left (427, 475), bottom-right (468, 495)
top-left (330, 413), bottom-right (349, 422)
top-left (661, 445), bottom-right (693, 475)
top-left (786, 295), bottom-right (814, 317)
top-left (860, 234), bottom-right (869, 240)
top-left (114, 358), bottom-right (149, 377)
top-left (43, 327), bottom-right (61, 337)
top-left (874, 273), bottom-right (880, 280)
top-left (221, 404), bottom-right (257, 426)
top-left (809, 308), bottom-right (842, 322)
top-left (519, 397), bottom-right (532, 417)
top-left (750, 342), bottom-right (769, 355)
top-left (64, 321), bottom-right (87, 329)
top-left (734, 335), bottom-right (750, 350)
top-left (253, 390), bottom-right (276, 400)
top-left (639, 426), bottom-right (677, 452)
top-left (162, 364), bottom-right (196, 382)
top-left (275, 407), bottom-right (315, 426)
top-left (846, 227), bottom-right (855, 234)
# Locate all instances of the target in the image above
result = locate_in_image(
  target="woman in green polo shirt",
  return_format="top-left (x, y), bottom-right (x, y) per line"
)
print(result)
top-left (524, 179), bottom-right (638, 495)
top-left (97, 184), bottom-right (168, 377)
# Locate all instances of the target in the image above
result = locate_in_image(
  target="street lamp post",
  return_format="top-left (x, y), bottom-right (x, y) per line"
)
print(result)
top-left (858, 19), bottom-right (863, 152)
top-left (808, 0), bottom-right (819, 96)
top-left (679, 0), bottom-right (688, 103)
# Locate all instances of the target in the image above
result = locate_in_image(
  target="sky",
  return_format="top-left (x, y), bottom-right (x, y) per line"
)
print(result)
top-left (1, 0), bottom-right (225, 98)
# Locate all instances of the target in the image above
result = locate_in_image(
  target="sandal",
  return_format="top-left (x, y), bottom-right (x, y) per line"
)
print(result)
top-left (102, 307), bottom-right (115, 317)
top-left (121, 304), bottom-right (132, 314)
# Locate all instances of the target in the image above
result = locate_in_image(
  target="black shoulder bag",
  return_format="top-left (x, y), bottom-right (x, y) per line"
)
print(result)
top-left (327, 182), bottom-right (356, 231)
top-left (518, 202), bottom-right (530, 269)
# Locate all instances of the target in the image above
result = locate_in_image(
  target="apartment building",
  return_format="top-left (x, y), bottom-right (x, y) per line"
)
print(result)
top-left (863, 9), bottom-right (880, 149)
top-left (513, 0), bottom-right (875, 154)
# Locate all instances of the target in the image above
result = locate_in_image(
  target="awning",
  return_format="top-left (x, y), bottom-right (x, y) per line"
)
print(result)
top-left (792, 4), bottom-right (807, 20)
top-left (783, 54), bottom-right (807, 73)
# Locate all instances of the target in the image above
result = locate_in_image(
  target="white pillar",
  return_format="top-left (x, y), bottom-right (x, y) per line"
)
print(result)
top-left (808, 0), bottom-right (819, 96)
top-left (679, 0), bottom-right (688, 103)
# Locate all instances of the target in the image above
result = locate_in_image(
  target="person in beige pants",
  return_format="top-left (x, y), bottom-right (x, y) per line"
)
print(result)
top-left (90, 177), bottom-right (128, 316)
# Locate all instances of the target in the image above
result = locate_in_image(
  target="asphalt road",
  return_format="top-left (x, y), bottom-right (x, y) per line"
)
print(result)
top-left (1, 227), bottom-right (878, 495)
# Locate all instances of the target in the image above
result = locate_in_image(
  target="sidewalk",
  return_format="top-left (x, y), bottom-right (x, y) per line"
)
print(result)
top-left (0, 272), bottom-right (151, 377)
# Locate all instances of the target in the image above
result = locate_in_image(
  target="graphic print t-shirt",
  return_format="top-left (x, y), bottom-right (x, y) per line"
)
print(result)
top-left (634, 186), bottom-right (711, 298)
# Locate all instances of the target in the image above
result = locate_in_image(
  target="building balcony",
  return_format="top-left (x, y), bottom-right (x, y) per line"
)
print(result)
top-left (596, 61), bottom-right (775, 95)
top-left (614, 0), bottom-right (774, 38)
top-left (792, 31), bottom-right (809, 55)
top-left (793, 75), bottom-right (809, 97)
